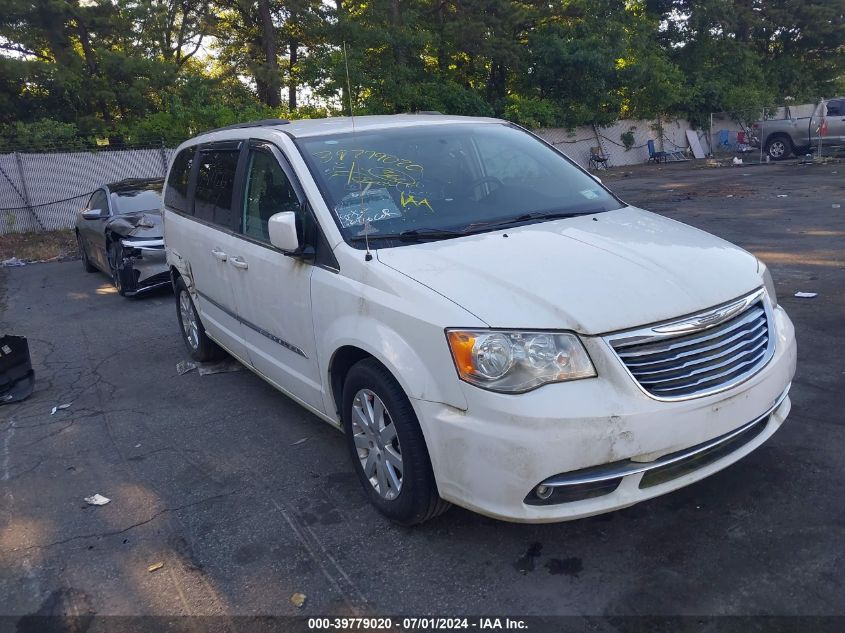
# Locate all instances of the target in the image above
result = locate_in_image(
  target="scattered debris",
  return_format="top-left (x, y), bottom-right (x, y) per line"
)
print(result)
top-left (833, 204), bottom-right (841, 209)
top-left (731, 157), bottom-right (743, 165)
top-left (177, 358), bottom-right (243, 376)
top-left (176, 360), bottom-right (197, 375)
top-left (1, 257), bottom-right (25, 267)
top-left (51, 403), bottom-right (72, 415)
top-left (291, 437), bottom-right (309, 446)
top-left (135, 443), bottom-right (141, 448)
top-left (84, 494), bottom-right (111, 506)
top-left (290, 593), bottom-right (307, 608)
top-left (197, 358), bottom-right (242, 376)
top-left (794, 292), bottom-right (818, 298)
top-left (726, 194), bottom-right (734, 198)
top-left (776, 194), bottom-right (788, 198)
top-left (147, 562), bottom-right (164, 573)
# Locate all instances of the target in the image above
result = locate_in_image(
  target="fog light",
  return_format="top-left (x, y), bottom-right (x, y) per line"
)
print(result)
top-left (535, 484), bottom-right (553, 500)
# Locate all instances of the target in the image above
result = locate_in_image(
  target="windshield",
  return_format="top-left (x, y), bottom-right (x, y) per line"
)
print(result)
top-left (298, 122), bottom-right (622, 247)
top-left (111, 189), bottom-right (162, 214)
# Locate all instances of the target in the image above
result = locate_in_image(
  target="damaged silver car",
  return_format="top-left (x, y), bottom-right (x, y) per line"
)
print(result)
top-left (75, 178), bottom-right (170, 297)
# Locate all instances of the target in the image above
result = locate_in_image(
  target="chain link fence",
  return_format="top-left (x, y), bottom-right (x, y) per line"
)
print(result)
top-left (0, 122), bottom-right (697, 236)
top-left (5, 107), bottom-right (829, 236)
top-left (0, 142), bottom-right (174, 234)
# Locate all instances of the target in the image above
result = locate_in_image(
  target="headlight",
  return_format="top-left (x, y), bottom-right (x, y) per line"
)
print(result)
top-left (446, 329), bottom-right (596, 393)
top-left (759, 260), bottom-right (778, 307)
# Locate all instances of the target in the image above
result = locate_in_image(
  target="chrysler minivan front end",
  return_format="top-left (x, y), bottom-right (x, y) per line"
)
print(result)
top-left (413, 286), bottom-right (795, 522)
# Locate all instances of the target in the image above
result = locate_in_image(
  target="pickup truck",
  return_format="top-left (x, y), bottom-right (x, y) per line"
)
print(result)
top-left (751, 98), bottom-right (845, 160)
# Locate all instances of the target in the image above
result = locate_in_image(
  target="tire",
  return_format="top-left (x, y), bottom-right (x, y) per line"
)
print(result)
top-left (77, 231), bottom-right (97, 273)
top-left (765, 135), bottom-right (792, 161)
top-left (174, 275), bottom-right (225, 362)
top-left (341, 358), bottom-right (450, 525)
top-left (107, 239), bottom-right (131, 297)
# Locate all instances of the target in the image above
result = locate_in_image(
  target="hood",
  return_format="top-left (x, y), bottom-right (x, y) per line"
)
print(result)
top-left (105, 209), bottom-right (162, 239)
top-left (376, 207), bottom-right (762, 335)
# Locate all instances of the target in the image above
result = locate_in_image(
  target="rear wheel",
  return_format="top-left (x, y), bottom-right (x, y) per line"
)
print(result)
top-left (765, 135), bottom-right (792, 160)
top-left (341, 358), bottom-right (450, 525)
top-left (174, 275), bottom-right (225, 362)
top-left (77, 232), bottom-right (96, 273)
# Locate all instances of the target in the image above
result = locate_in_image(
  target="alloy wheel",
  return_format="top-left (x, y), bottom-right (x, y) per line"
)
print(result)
top-left (769, 141), bottom-right (785, 158)
top-left (351, 388), bottom-right (403, 500)
top-left (179, 290), bottom-right (199, 350)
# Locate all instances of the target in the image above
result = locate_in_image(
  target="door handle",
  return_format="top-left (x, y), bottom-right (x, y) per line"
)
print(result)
top-left (211, 248), bottom-right (227, 262)
top-left (229, 256), bottom-right (248, 270)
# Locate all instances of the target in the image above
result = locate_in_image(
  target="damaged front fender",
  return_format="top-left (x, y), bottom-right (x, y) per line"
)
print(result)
top-left (105, 209), bottom-right (163, 240)
top-left (104, 211), bottom-right (169, 297)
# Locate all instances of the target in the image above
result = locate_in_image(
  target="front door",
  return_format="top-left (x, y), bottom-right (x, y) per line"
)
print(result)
top-left (225, 141), bottom-right (323, 412)
top-left (79, 189), bottom-right (110, 271)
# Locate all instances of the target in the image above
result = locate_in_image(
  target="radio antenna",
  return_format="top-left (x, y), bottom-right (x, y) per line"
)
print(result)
top-left (342, 41), bottom-right (356, 128)
top-left (343, 41), bottom-right (373, 261)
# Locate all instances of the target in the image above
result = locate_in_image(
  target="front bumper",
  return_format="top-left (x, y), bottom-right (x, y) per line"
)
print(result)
top-left (414, 305), bottom-right (796, 523)
top-left (119, 239), bottom-right (170, 296)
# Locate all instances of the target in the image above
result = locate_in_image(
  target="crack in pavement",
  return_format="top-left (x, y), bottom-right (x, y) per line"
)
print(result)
top-left (8, 487), bottom-right (247, 553)
top-left (17, 420), bottom-right (76, 449)
top-left (2, 457), bottom-right (44, 482)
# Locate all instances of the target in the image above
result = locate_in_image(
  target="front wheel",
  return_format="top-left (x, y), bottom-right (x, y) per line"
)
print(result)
top-left (765, 135), bottom-right (792, 160)
top-left (342, 358), bottom-right (450, 525)
top-left (107, 240), bottom-right (131, 296)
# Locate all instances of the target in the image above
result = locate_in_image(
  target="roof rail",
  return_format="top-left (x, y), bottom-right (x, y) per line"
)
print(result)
top-left (205, 118), bottom-right (291, 134)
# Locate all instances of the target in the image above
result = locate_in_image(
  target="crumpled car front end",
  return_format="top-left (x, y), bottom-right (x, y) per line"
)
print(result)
top-left (106, 211), bottom-right (170, 296)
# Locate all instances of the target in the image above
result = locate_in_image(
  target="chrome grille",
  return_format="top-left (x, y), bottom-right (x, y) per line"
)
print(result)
top-left (607, 290), bottom-right (774, 400)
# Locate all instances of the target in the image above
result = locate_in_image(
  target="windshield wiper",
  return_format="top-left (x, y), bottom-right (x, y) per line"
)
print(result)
top-left (463, 209), bottom-right (604, 233)
top-left (349, 227), bottom-right (468, 243)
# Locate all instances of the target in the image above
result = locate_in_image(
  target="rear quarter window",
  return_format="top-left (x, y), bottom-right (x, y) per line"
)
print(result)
top-left (164, 147), bottom-right (196, 213)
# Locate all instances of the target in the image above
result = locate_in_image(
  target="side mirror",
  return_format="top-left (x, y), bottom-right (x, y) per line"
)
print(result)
top-left (590, 173), bottom-right (603, 185)
top-left (81, 208), bottom-right (106, 220)
top-left (268, 211), bottom-right (300, 252)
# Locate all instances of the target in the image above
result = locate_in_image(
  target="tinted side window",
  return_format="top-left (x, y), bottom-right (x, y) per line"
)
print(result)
top-left (826, 100), bottom-right (843, 117)
top-left (240, 149), bottom-right (302, 242)
top-left (164, 147), bottom-right (195, 212)
top-left (194, 148), bottom-right (240, 229)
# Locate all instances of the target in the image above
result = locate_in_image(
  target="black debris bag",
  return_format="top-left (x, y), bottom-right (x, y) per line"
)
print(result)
top-left (0, 335), bottom-right (34, 404)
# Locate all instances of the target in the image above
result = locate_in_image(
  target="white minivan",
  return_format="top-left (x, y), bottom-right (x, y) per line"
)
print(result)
top-left (163, 115), bottom-right (796, 524)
